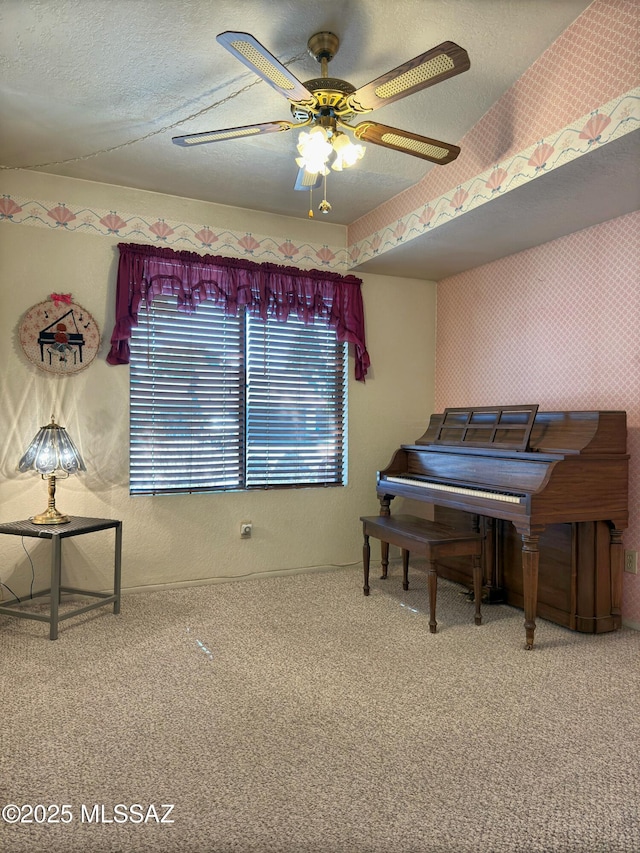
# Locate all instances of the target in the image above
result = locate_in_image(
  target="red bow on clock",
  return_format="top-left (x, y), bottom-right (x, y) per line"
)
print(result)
top-left (49, 293), bottom-right (73, 307)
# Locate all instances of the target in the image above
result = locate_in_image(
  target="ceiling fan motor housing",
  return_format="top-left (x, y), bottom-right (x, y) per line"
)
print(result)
top-left (291, 33), bottom-right (357, 124)
top-left (291, 78), bottom-right (357, 123)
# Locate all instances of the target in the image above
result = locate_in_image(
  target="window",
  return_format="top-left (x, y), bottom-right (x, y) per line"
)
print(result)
top-left (129, 296), bottom-right (347, 495)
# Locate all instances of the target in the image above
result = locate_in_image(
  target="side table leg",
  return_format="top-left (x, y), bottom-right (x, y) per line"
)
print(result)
top-left (50, 535), bottom-right (61, 640)
top-left (114, 522), bottom-right (122, 614)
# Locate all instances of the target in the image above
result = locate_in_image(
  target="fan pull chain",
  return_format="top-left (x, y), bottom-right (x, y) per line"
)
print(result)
top-left (308, 186), bottom-right (314, 218)
top-left (318, 172), bottom-right (331, 215)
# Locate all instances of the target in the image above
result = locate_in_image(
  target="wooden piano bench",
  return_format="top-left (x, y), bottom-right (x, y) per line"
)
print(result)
top-left (360, 514), bottom-right (484, 633)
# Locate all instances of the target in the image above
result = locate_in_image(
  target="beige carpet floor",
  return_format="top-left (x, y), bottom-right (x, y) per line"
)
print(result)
top-left (1, 561), bottom-right (639, 853)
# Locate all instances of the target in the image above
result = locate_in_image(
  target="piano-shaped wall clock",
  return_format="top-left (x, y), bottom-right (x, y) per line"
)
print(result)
top-left (19, 297), bottom-right (101, 375)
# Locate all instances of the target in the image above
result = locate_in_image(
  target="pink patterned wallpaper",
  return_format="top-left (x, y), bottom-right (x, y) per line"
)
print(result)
top-left (349, 0), bottom-right (639, 248)
top-left (435, 210), bottom-right (640, 624)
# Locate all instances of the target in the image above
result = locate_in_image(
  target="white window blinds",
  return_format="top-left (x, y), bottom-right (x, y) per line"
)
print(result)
top-left (246, 315), bottom-right (347, 487)
top-left (129, 296), bottom-right (347, 495)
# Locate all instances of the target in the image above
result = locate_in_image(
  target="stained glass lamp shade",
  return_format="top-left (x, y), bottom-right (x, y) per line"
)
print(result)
top-left (18, 416), bottom-right (86, 524)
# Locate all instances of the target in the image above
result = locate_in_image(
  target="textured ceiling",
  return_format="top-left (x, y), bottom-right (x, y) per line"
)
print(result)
top-left (1, 0), bottom-right (635, 277)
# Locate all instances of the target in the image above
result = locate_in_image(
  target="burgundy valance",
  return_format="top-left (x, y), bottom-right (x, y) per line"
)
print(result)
top-left (107, 243), bottom-right (370, 380)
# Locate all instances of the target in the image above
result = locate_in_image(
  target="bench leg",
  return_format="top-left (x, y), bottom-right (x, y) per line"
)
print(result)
top-left (363, 533), bottom-right (370, 596)
top-left (473, 555), bottom-right (482, 625)
top-left (428, 558), bottom-right (438, 633)
top-left (402, 549), bottom-right (409, 590)
top-left (380, 540), bottom-right (389, 580)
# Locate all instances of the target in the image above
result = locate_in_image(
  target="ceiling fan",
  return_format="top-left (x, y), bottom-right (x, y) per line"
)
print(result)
top-left (172, 30), bottom-right (470, 211)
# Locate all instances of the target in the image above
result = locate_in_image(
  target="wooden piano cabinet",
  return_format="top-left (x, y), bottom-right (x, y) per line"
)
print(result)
top-left (433, 506), bottom-right (620, 633)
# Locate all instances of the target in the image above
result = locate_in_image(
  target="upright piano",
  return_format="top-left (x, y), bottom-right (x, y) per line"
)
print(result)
top-left (376, 405), bottom-right (628, 648)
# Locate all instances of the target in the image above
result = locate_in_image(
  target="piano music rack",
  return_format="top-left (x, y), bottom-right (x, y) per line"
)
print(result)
top-left (433, 405), bottom-right (539, 452)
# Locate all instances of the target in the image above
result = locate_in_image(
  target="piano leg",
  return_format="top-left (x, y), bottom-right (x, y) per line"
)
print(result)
top-left (363, 533), bottom-right (370, 596)
top-left (428, 559), bottom-right (437, 633)
top-left (610, 526), bottom-right (624, 628)
top-left (473, 555), bottom-right (482, 626)
top-left (402, 549), bottom-right (409, 590)
top-left (378, 494), bottom-right (393, 517)
top-left (521, 532), bottom-right (541, 649)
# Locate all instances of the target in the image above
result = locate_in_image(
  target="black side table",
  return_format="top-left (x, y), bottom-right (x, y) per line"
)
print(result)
top-left (0, 516), bottom-right (122, 640)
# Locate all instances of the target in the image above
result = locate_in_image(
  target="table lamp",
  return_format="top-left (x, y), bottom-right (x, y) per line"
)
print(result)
top-left (18, 415), bottom-right (86, 524)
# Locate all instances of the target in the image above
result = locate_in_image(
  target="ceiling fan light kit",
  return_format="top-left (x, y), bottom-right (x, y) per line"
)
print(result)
top-left (331, 132), bottom-right (365, 171)
top-left (172, 29), bottom-right (470, 217)
top-left (296, 126), bottom-right (333, 175)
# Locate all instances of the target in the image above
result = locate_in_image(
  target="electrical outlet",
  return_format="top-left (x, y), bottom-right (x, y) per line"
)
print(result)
top-left (624, 550), bottom-right (637, 574)
top-left (240, 522), bottom-right (252, 539)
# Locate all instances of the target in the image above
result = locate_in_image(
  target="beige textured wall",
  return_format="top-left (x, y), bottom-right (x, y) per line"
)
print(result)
top-left (0, 171), bottom-right (436, 597)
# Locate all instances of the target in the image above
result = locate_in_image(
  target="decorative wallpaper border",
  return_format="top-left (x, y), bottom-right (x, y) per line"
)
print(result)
top-left (2, 88), bottom-right (636, 276)
top-left (0, 194), bottom-right (350, 272)
top-left (347, 89), bottom-right (639, 268)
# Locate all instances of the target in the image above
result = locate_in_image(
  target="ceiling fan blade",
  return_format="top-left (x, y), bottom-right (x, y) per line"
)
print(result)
top-left (294, 168), bottom-right (323, 191)
top-left (347, 41), bottom-right (470, 113)
top-left (352, 121), bottom-right (460, 164)
top-left (217, 31), bottom-right (316, 105)
top-left (172, 120), bottom-right (297, 147)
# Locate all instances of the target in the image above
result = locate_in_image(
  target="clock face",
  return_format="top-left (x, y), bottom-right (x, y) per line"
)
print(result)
top-left (19, 300), bottom-right (101, 375)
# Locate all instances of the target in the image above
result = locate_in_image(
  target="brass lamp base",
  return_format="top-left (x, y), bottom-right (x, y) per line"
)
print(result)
top-left (31, 474), bottom-right (71, 524)
top-left (31, 506), bottom-right (70, 525)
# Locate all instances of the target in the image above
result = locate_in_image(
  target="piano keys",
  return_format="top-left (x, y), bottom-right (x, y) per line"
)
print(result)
top-left (376, 406), bottom-right (629, 648)
top-left (383, 475), bottom-right (525, 504)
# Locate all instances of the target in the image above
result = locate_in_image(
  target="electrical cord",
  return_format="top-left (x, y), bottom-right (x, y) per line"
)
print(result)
top-left (129, 560), bottom-right (362, 593)
top-left (0, 537), bottom-right (36, 604)
top-left (22, 537), bottom-right (35, 599)
top-left (217, 560), bottom-right (362, 579)
top-left (0, 543), bottom-right (359, 602)
top-left (0, 581), bottom-right (21, 604)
